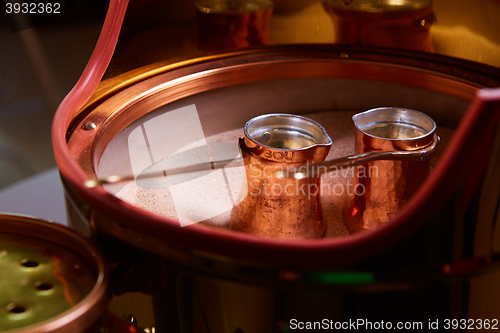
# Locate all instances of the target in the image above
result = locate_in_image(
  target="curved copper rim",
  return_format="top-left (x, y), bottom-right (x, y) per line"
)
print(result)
top-left (53, 45), bottom-right (500, 270)
top-left (353, 107), bottom-right (437, 151)
top-left (244, 113), bottom-right (333, 147)
top-left (353, 107), bottom-right (436, 140)
top-left (0, 214), bottom-right (109, 333)
top-left (243, 113), bottom-right (333, 162)
top-left (69, 47), bottom-right (486, 176)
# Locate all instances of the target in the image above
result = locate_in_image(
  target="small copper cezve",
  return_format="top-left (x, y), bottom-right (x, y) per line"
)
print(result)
top-left (230, 113), bottom-right (332, 239)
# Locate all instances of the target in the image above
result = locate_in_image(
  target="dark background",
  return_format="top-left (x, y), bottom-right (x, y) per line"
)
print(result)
top-left (0, 0), bottom-right (107, 188)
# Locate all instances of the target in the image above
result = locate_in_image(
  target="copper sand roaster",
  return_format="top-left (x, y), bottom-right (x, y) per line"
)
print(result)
top-left (50, 0), bottom-right (500, 331)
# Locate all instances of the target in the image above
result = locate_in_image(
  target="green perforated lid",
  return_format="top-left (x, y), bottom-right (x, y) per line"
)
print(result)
top-left (0, 214), bottom-right (108, 333)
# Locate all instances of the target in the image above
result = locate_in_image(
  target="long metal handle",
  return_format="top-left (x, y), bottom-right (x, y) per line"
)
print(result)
top-left (85, 134), bottom-right (439, 187)
top-left (277, 134), bottom-right (440, 179)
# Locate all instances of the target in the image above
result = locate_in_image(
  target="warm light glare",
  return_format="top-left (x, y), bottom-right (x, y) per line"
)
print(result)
top-left (386, 0), bottom-right (406, 5)
top-left (351, 207), bottom-right (358, 216)
top-left (294, 172), bottom-right (307, 179)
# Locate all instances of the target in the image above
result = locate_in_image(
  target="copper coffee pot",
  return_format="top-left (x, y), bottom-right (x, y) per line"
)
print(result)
top-left (229, 113), bottom-right (332, 239)
top-left (345, 107), bottom-right (438, 233)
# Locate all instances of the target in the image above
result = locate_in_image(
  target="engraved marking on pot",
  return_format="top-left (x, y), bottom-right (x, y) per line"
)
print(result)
top-left (264, 150), bottom-right (295, 161)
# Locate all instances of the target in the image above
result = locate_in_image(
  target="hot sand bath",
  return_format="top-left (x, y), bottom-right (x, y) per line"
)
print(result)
top-left (115, 110), bottom-right (453, 237)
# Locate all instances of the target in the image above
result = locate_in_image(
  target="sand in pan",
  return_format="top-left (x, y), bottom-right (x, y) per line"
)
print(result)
top-left (116, 111), bottom-right (454, 238)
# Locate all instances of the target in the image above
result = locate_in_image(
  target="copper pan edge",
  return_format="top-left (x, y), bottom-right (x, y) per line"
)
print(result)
top-left (53, 45), bottom-right (500, 271)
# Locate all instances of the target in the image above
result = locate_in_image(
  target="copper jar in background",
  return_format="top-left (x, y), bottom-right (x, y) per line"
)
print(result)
top-left (230, 113), bottom-right (332, 239)
top-left (345, 107), bottom-right (437, 233)
top-left (322, 0), bottom-right (435, 52)
top-left (196, 0), bottom-right (274, 52)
